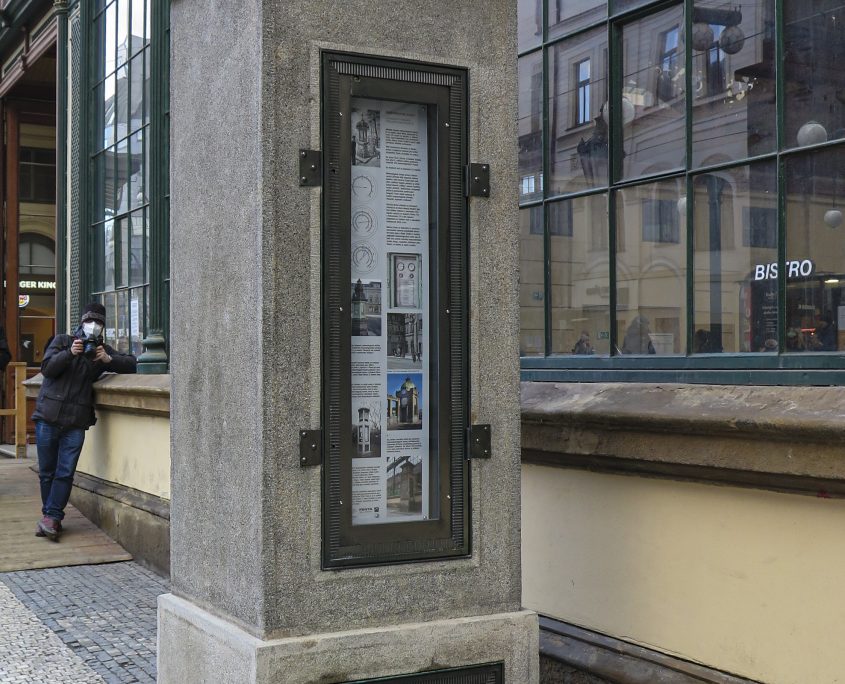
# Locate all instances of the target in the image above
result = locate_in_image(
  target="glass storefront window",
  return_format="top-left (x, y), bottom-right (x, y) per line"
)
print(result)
top-left (620, 6), bottom-right (686, 180)
top-left (693, 161), bottom-right (778, 353)
top-left (785, 147), bottom-right (845, 353)
top-left (550, 194), bottom-right (611, 355)
top-left (616, 179), bottom-right (686, 354)
top-left (90, 0), bottom-right (164, 358)
top-left (691, 0), bottom-right (776, 167)
top-left (784, 1), bottom-right (845, 151)
top-left (519, 53), bottom-right (543, 205)
top-left (517, 0), bottom-right (845, 378)
top-left (549, 29), bottom-right (609, 196)
top-left (519, 206), bottom-right (545, 356)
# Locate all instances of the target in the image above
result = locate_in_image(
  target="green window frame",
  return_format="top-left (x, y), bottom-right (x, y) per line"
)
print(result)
top-left (82, 0), bottom-right (169, 372)
top-left (518, 0), bottom-right (845, 385)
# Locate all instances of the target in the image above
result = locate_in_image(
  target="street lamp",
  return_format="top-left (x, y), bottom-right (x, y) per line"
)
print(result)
top-left (577, 113), bottom-right (609, 186)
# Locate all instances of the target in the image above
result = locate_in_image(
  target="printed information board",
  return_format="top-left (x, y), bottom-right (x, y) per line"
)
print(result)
top-left (349, 98), bottom-right (430, 525)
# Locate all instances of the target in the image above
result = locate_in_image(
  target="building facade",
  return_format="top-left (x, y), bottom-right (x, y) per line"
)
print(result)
top-left (2, 0), bottom-right (843, 681)
top-left (519, 1), bottom-right (845, 682)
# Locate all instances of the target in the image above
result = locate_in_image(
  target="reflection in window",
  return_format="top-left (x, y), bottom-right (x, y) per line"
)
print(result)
top-left (550, 28), bottom-right (608, 196)
top-left (642, 199), bottom-right (679, 243)
top-left (784, 1), bottom-right (845, 150)
top-left (693, 161), bottom-right (777, 353)
top-left (516, 0), bottom-right (845, 370)
top-left (691, 0), bottom-right (776, 167)
top-left (519, 53), bottom-right (543, 204)
top-left (657, 26), bottom-right (681, 102)
top-left (549, 0), bottom-right (606, 42)
top-left (617, 180), bottom-right (686, 355)
top-left (575, 59), bottom-right (591, 125)
top-left (518, 0), bottom-right (542, 52)
top-left (550, 195), bottom-right (610, 355)
top-left (785, 147), bottom-right (845, 353)
top-left (91, 0), bottom-right (159, 356)
top-left (621, 7), bottom-right (685, 179)
top-left (520, 207), bottom-right (545, 355)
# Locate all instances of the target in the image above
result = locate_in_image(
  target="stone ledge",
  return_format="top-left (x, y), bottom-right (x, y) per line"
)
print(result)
top-left (24, 373), bottom-right (170, 417)
top-left (522, 382), bottom-right (845, 494)
top-left (539, 617), bottom-right (760, 684)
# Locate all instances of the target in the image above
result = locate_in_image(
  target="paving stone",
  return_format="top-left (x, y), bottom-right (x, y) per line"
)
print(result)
top-left (0, 562), bottom-right (168, 684)
top-left (0, 582), bottom-right (105, 683)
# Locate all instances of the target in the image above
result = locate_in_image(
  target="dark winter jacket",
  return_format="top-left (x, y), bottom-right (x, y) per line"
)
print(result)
top-left (32, 331), bottom-right (137, 429)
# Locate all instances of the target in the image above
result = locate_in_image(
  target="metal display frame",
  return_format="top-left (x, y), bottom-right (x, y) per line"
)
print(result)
top-left (321, 52), bottom-right (470, 568)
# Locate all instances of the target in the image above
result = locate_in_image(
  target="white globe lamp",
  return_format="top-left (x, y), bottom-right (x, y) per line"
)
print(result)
top-left (797, 121), bottom-right (828, 147)
top-left (824, 209), bottom-right (843, 229)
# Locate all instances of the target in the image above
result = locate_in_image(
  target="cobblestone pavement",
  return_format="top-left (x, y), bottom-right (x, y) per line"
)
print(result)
top-left (0, 562), bottom-right (168, 684)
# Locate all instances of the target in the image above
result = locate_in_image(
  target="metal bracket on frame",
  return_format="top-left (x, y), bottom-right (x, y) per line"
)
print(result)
top-left (465, 163), bottom-right (490, 198)
top-left (467, 424), bottom-right (492, 459)
top-left (299, 149), bottom-right (322, 186)
top-left (299, 429), bottom-right (322, 467)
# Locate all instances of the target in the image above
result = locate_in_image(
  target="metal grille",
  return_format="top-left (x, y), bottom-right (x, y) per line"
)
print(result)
top-left (448, 76), bottom-right (467, 546)
top-left (68, 9), bottom-right (82, 323)
top-left (344, 664), bottom-right (503, 683)
top-left (333, 60), bottom-right (458, 87)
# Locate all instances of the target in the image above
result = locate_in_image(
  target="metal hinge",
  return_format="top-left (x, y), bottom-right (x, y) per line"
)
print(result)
top-left (299, 149), bottom-right (322, 187)
top-left (465, 163), bottom-right (490, 198)
top-left (299, 429), bottom-right (322, 466)
top-left (467, 424), bottom-right (492, 459)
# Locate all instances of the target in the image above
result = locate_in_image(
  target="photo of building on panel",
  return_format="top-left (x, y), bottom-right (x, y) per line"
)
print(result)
top-left (351, 279), bottom-right (382, 337)
top-left (387, 313), bottom-right (422, 369)
top-left (386, 373), bottom-right (423, 431)
top-left (387, 253), bottom-right (422, 309)
top-left (386, 453), bottom-right (423, 516)
top-left (352, 400), bottom-right (382, 459)
top-left (351, 108), bottom-right (381, 167)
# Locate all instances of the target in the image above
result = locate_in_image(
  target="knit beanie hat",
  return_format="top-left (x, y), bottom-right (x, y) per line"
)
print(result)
top-left (81, 302), bottom-right (106, 324)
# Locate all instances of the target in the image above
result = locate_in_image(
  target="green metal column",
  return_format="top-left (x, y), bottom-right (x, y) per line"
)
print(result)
top-left (54, 0), bottom-right (68, 333)
top-left (137, 0), bottom-right (168, 374)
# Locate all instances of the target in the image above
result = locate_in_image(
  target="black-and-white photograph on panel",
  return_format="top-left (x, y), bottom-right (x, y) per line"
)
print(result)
top-left (351, 108), bottom-right (381, 167)
top-left (351, 279), bottom-right (382, 337)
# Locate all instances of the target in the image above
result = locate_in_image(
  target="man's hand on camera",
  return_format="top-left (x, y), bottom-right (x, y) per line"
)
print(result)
top-left (70, 339), bottom-right (84, 356)
top-left (94, 346), bottom-right (112, 365)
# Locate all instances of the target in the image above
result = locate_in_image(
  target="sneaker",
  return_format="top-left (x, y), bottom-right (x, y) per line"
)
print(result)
top-left (34, 520), bottom-right (62, 537)
top-left (36, 516), bottom-right (61, 541)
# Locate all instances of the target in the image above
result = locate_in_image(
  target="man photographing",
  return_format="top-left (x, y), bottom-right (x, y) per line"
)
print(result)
top-left (33, 302), bottom-right (136, 541)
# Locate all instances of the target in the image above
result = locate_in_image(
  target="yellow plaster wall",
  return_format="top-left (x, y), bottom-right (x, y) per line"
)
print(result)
top-left (522, 464), bottom-right (845, 684)
top-left (78, 411), bottom-right (170, 500)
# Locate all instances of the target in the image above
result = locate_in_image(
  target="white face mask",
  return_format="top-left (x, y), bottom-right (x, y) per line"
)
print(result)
top-left (82, 321), bottom-right (104, 338)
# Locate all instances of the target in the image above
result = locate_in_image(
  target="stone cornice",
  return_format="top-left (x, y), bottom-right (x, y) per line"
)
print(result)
top-left (24, 373), bottom-right (170, 417)
top-left (522, 381), bottom-right (845, 496)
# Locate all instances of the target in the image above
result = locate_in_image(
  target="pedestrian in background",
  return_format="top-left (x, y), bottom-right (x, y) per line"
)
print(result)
top-left (32, 302), bottom-right (136, 541)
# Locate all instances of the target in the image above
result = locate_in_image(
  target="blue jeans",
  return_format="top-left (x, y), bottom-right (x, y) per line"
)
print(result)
top-left (35, 420), bottom-right (86, 521)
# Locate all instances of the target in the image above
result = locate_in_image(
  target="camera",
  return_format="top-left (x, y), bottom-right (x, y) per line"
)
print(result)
top-left (81, 333), bottom-right (104, 359)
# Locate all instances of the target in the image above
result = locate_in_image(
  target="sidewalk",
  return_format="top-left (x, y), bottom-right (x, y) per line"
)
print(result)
top-left (0, 563), bottom-right (167, 683)
top-left (0, 457), bottom-right (168, 683)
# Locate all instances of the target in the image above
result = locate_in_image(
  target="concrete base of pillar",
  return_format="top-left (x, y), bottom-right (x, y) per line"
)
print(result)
top-left (158, 594), bottom-right (539, 683)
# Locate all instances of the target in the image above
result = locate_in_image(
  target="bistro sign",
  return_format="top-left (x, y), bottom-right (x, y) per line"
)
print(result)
top-left (753, 260), bottom-right (814, 281)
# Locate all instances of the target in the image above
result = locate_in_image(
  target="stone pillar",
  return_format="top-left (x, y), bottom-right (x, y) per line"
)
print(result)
top-left (160, 1), bottom-right (536, 682)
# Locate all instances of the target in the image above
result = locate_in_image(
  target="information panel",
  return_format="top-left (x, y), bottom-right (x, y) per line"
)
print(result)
top-left (350, 99), bottom-right (431, 525)
top-left (322, 53), bottom-right (469, 568)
